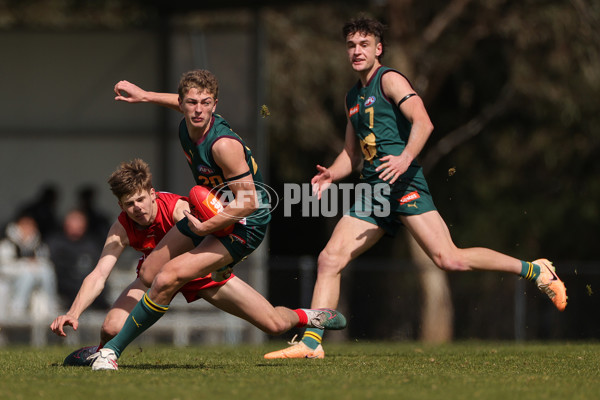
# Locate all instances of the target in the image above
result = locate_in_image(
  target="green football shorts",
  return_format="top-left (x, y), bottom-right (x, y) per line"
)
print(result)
top-left (176, 218), bottom-right (267, 266)
top-left (347, 176), bottom-right (437, 237)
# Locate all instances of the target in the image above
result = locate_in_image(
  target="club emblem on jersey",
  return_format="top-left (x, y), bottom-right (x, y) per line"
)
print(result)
top-left (364, 96), bottom-right (376, 107)
top-left (197, 165), bottom-right (214, 175)
top-left (360, 132), bottom-right (377, 163)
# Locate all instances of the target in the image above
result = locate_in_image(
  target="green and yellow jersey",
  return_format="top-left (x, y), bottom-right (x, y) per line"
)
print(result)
top-left (345, 66), bottom-right (436, 234)
top-left (346, 66), bottom-right (423, 184)
top-left (178, 114), bottom-right (271, 227)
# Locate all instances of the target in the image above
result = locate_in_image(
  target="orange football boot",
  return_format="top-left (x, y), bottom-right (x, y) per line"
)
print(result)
top-left (264, 336), bottom-right (325, 359)
top-left (534, 258), bottom-right (567, 311)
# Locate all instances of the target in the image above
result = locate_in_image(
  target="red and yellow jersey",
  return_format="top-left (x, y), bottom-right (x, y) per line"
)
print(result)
top-left (117, 190), bottom-right (232, 302)
top-left (117, 191), bottom-right (184, 257)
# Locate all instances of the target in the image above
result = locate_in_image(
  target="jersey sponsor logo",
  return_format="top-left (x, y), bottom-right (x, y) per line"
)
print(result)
top-left (364, 96), bottom-right (376, 107)
top-left (398, 191), bottom-right (420, 205)
top-left (197, 165), bottom-right (215, 175)
top-left (349, 104), bottom-right (360, 117)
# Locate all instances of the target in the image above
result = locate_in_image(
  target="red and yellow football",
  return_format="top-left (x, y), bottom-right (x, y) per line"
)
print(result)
top-left (188, 185), bottom-right (234, 237)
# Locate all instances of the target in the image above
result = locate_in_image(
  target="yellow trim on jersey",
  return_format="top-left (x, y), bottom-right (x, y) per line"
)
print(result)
top-left (251, 156), bottom-right (258, 174)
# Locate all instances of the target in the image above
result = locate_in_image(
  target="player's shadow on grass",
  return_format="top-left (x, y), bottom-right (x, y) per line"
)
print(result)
top-left (256, 363), bottom-right (290, 367)
top-left (121, 363), bottom-right (220, 370)
top-left (55, 363), bottom-right (220, 370)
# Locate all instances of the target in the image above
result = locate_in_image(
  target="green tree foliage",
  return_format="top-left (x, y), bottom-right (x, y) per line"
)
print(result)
top-left (416, 0), bottom-right (600, 259)
top-left (265, 0), bottom-right (599, 260)
top-left (263, 6), bottom-right (359, 182)
top-left (0, 0), bottom-right (156, 29)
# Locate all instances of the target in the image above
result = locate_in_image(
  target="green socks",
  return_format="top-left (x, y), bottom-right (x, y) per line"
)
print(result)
top-left (301, 328), bottom-right (324, 350)
top-left (104, 292), bottom-right (169, 358)
top-left (519, 260), bottom-right (541, 281)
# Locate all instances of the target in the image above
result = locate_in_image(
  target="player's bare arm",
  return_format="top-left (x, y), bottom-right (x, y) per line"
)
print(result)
top-left (185, 138), bottom-right (257, 236)
top-left (375, 72), bottom-right (434, 184)
top-left (49, 221), bottom-right (129, 336)
top-left (113, 80), bottom-right (180, 112)
top-left (312, 105), bottom-right (362, 199)
top-left (172, 199), bottom-right (191, 223)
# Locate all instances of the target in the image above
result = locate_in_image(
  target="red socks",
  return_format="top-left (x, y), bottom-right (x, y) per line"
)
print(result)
top-left (294, 309), bottom-right (308, 327)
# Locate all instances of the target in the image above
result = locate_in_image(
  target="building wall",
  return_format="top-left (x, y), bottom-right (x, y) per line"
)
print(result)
top-left (0, 28), bottom-right (257, 228)
top-left (0, 31), bottom-right (162, 225)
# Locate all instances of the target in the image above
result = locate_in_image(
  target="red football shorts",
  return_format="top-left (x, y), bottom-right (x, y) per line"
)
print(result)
top-left (135, 256), bottom-right (233, 303)
top-left (178, 274), bottom-right (233, 303)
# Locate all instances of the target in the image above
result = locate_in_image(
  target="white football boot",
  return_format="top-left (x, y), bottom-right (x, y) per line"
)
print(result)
top-left (87, 348), bottom-right (118, 371)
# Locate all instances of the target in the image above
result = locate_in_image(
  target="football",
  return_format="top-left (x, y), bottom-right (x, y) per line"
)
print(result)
top-left (188, 185), bottom-right (234, 237)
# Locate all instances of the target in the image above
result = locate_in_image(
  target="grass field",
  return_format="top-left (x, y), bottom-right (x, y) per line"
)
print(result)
top-left (1, 341), bottom-right (599, 400)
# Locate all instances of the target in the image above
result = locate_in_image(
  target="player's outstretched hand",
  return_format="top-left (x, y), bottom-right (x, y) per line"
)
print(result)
top-left (50, 314), bottom-right (79, 337)
top-left (114, 80), bottom-right (147, 103)
top-left (311, 165), bottom-right (333, 199)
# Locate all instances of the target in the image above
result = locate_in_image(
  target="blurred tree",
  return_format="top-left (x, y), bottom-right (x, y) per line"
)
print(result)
top-left (0, 0), bottom-right (156, 29)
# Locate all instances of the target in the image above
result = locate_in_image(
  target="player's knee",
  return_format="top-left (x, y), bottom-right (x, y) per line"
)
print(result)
top-left (139, 259), bottom-right (158, 287)
top-left (317, 248), bottom-right (349, 276)
top-left (100, 317), bottom-right (121, 342)
top-left (152, 269), bottom-right (180, 294)
top-left (138, 272), bottom-right (153, 287)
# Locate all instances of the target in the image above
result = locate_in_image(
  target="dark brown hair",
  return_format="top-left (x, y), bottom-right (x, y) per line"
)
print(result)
top-left (343, 17), bottom-right (386, 59)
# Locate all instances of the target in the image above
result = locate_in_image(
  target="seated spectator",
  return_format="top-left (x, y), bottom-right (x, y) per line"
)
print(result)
top-left (47, 209), bottom-right (108, 310)
top-left (0, 210), bottom-right (58, 320)
top-left (77, 185), bottom-right (111, 247)
top-left (21, 184), bottom-right (60, 240)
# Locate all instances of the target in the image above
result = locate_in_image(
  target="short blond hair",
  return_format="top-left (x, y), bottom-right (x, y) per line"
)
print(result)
top-left (178, 69), bottom-right (219, 100)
